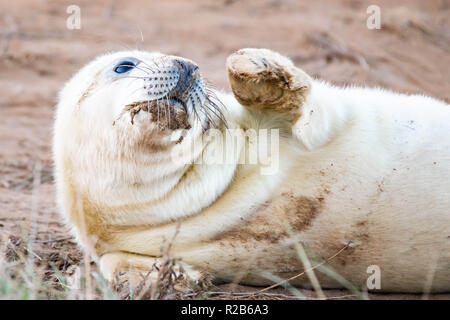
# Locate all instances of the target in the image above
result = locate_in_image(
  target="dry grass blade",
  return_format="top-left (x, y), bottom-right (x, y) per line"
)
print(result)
top-left (315, 264), bottom-right (368, 300)
top-left (111, 224), bottom-right (211, 300)
top-left (247, 242), bottom-right (351, 297)
top-left (292, 239), bottom-right (326, 299)
top-left (7, 166), bottom-right (53, 190)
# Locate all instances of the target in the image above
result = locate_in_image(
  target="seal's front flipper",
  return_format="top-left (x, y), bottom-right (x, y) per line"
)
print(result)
top-left (226, 48), bottom-right (311, 123)
top-left (99, 252), bottom-right (211, 298)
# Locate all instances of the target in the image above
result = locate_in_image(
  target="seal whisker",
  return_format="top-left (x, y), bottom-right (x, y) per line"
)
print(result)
top-left (152, 59), bottom-right (161, 70)
top-left (205, 95), bottom-right (226, 117)
top-left (203, 79), bottom-right (220, 90)
top-left (134, 65), bottom-right (151, 74)
top-left (156, 99), bottom-right (160, 125)
top-left (135, 66), bottom-right (152, 74)
top-left (160, 99), bottom-right (168, 130)
top-left (137, 59), bottom-right (157, 73)
top-left (198, 99), bottom-right (214, 128)
top-left (120, 76), bottom-right (150, 80)
top-left (116, 64), bottom-right (150, 76)
top-left (189, 95), bottom-right (205, 131)
top-left (203, 88), bottom-right (228, 128)
top-left (204, 100), bottom-right (227, 128)
top-left (165, 94), bottom-right (171, 129)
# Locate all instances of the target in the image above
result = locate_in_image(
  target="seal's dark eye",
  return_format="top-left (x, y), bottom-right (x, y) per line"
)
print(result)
top-left (114, 61), bottom-right (135, 74)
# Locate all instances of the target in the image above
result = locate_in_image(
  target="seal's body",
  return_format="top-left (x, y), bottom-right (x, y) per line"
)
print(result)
top-left (53, 49), bottom-right (450, 292)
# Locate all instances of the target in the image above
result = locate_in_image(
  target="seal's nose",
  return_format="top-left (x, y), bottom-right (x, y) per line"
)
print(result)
top-left (174, 58), bottom-right (199, 77)
top-left (172, 58), bottom-right (200, 99)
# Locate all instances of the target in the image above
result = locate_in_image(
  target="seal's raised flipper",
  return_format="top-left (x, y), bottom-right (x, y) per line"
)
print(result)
top-left (226, 48), bottom-right (311, 123)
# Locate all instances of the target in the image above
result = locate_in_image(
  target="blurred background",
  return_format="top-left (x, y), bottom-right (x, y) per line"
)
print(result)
top-left (0, 0), bottom-right (449, 299)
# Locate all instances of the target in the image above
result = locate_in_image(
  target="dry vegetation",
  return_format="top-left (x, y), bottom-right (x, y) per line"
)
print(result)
top-left (1, 0), bottom-right (450, 299)
top-left (0, 221), bottom-right (363, 300)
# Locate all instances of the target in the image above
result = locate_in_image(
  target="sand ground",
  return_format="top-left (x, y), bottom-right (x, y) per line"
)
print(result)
top-left (0, 0), bottom-right (449, 299)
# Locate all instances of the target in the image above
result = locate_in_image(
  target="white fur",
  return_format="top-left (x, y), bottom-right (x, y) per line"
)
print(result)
top-left (54, 51), bottom-right (450, 292)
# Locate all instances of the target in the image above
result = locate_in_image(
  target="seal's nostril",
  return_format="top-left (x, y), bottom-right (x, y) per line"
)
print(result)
top-left (175, 59), bottom-right (199, 77)
top-left (171, 59), bottom-right (200, 100)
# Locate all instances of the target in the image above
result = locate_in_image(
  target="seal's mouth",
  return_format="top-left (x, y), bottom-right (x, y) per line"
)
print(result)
top-left (121, 98), bottom-right (191, 131)
top-left (115, 86), bottom-right (227, 131)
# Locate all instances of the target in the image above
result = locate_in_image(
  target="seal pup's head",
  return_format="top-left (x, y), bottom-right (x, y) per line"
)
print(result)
top-left (56, 50), bottom-right (225, 150)
top-left (53, 51), bottom-right (230, 239)
top-left (55, 51), bottom-right (229, 168)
